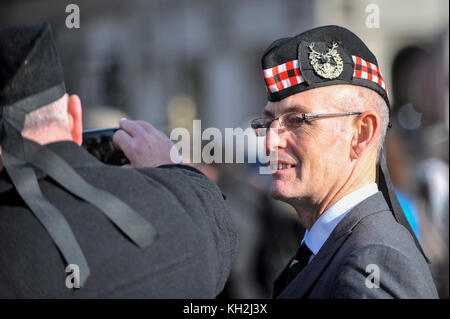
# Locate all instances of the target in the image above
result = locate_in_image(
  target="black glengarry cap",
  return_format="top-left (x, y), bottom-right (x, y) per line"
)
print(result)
top-left (262, 25), bottom-right (389, 108)
top-left (0, 23), bottom-right (66, 113)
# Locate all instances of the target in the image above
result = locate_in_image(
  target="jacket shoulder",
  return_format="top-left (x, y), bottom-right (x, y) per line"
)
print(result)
top-left (0, 156), bottom-right (237, 298)
top-left (332, 211), bottom-right (438, 298)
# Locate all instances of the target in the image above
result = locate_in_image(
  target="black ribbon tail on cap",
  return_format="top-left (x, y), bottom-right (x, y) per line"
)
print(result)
top-left (2, 150), bottom-right (91, 286)
top-left (378, 146), bottom-right (430, 263)
top-left (24, 140), bottom-right (158, 248)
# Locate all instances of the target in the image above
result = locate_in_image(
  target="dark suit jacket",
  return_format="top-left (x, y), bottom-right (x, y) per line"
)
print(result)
top-left (273, 192), bottom-right (438, 298)
top-left (0, 141), bottom-right (238, 298)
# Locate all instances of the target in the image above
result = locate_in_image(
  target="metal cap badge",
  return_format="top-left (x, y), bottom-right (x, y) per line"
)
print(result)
top-left (308, 42), bottom-right (344, 79)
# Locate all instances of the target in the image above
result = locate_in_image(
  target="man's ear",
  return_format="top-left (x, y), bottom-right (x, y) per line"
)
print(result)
top-left (67, 94), bottom-right (83, 146)
top-left (350, 111), bottom-right (378, 160)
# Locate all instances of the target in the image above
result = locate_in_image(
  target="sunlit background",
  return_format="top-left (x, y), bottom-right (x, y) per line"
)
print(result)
top-left (1, 0), bottom-right (448, 298)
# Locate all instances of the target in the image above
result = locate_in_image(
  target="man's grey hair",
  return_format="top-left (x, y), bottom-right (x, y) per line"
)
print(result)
top-left (23, 94), bottom-right (69, 132)
top-left (374, 93), bottom-right (390, 160)
top-left (338, 85), bottom-right (389, 162)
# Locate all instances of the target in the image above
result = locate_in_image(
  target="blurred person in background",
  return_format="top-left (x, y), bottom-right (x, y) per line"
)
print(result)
top-left (0, 23), bottom-right (237, 298)
top-left (390, 46), bottom-right (449, 298)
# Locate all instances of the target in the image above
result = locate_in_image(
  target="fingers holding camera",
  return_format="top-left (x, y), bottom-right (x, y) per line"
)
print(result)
top-left (117, 118), bottom-right (146, 137)
top-left (113, 118), bottom-right (183, 167)
top-left (134, 120), bottom-right (157, 134)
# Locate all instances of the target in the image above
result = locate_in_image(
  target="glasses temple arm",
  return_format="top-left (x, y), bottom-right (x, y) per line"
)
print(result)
top-left (304, 112), bottom-right (362, 121)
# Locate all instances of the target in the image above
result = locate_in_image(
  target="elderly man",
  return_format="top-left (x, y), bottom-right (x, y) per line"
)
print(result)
top-left (251, 25), bottom-right (438, 298)
top-left (0, 23), bottom-right (237, 298)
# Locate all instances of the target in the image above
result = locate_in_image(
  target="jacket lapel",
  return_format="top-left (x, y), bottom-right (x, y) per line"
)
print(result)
top-left (277, 229), bottom-right (351, 298)
top-left (276, 192), bottom-right (390, 298)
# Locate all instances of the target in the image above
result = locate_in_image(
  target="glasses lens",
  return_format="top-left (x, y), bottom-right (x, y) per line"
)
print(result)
top-left (282, 113), bottom-right (304, 130)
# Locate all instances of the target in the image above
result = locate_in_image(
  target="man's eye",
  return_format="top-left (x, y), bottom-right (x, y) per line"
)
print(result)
top-left (286, 115), bottom-right (304, 127)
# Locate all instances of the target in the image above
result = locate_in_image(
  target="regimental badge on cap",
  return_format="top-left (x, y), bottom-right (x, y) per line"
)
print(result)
top-left (297, 40), bottom-right (354, 87)
top-left (308, 42), bottom-right (343, 79)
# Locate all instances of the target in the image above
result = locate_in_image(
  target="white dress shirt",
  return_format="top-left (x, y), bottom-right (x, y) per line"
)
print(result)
top-left (301, 183), bottom-right (379, 260)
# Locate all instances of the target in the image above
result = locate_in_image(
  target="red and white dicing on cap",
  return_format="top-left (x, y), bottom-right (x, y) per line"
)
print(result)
top-left (262, 55), bottom-right (387, 94)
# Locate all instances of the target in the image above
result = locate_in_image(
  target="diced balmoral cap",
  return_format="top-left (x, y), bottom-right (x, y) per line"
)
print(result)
top-left (0, 23), bottom-right (158, 286)
top-left (260, 25), bottom-right (429, 263)
top-left (261, 25), bottom-right (389, 108)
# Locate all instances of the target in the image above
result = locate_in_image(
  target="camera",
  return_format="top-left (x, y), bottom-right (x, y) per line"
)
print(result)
top-left (82, 127), bottom-right (129, 166)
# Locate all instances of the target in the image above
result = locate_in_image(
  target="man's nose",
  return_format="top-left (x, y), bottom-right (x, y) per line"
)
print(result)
top-left (265, 120), bottom-right (287, 156)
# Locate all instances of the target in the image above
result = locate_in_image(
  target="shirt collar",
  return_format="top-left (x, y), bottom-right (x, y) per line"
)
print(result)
top-left (302, 183), bottom-right (379, 255)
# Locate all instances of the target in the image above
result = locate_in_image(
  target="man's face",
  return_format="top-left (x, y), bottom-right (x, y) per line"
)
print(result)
top-left (264, 85), bottom-right (356, 204)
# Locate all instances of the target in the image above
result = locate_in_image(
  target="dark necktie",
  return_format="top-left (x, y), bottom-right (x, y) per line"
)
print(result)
top-left (286, 243), bottom-right (313, 286)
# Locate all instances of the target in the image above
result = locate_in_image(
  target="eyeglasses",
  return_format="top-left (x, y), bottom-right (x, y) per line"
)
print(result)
top-left (250, 111), bottom-right (362, 136)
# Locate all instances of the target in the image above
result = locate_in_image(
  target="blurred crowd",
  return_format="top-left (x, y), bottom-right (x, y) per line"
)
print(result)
top-left (386, 45), bottom-right (449, 298)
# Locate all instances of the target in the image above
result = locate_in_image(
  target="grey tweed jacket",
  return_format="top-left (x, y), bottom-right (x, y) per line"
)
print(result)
top-left (273, 192), bottom-right (438, 299)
